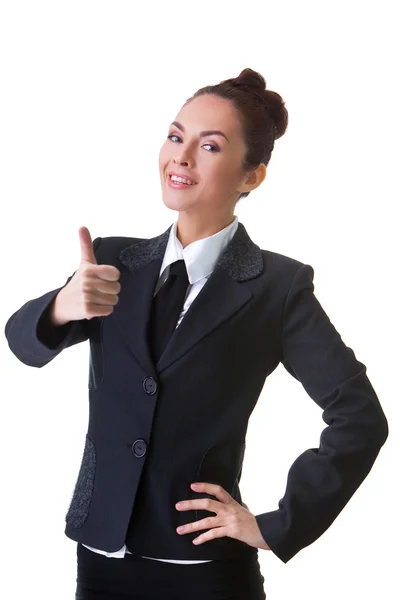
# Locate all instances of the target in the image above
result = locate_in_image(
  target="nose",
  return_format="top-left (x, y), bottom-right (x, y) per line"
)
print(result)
top-left (174, 159), bottom-right (189, 166)
top-left (174, 147), bottom-right (192, 166)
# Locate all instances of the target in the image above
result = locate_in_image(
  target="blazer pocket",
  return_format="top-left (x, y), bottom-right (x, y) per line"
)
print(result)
top-left (192, 441), bottom-right (246, 522)
top-left (88, 318), bottom-right (104, 390)
top-left (65, 434), bottom-right (96, 528)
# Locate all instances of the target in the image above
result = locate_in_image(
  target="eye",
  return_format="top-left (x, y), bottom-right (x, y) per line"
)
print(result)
top-left (203, 143), bottom-right (219, 153)
top-left (167, 134), bottom-right (219, 153)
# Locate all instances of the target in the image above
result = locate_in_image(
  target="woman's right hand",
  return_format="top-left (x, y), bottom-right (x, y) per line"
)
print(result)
top-left (50, 226), bottom-right (121, 326)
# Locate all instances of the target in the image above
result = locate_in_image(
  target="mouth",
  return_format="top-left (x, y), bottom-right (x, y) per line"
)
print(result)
top-left (167, 173), bottom-right (198, 187)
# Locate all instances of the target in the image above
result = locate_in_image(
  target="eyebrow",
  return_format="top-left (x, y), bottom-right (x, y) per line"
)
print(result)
top-left (170, 121), bottom-right (230, 144)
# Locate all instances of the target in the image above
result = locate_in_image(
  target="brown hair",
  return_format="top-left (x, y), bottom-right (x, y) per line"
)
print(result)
top-left (184, 68), bottom-right (288, 202)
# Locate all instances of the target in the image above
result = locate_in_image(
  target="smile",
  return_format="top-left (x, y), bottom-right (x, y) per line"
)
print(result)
top-left (168, 174), bottom-right (198, 189)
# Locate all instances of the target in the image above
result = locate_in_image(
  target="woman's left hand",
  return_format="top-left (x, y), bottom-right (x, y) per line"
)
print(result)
top-left (175, 482), bottom-right (271, 550)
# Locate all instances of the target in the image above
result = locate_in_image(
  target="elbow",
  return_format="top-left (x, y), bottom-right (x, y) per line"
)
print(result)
top-left (377, 412), bottom-right (389, 446)
top-left (370, 405), bottom-right (389, 449)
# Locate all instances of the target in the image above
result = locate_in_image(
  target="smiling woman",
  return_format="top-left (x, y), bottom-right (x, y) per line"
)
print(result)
top-left (5, 66), bottom-right (387, 600)
top-left (158, 67), bottom-right (288, 247)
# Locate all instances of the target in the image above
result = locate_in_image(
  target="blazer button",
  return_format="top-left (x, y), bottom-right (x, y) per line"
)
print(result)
top-left (143, 377), bottom-right (158, 395)
top-left (132, 439), bottom-right (147, 457)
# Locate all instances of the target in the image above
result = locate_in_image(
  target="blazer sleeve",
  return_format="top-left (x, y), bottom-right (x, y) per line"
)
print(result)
top-left (4, 236), bottom-right (103, 368)
top-left (254, 263), bottom-right (389, 564)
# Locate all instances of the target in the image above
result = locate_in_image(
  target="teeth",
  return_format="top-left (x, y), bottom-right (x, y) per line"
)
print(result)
top-left (170, 175), bottom-right (196, 185)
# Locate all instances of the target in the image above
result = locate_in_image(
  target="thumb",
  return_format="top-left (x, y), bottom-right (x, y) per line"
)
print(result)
top-left (79, 226), bottom-right (97, 265)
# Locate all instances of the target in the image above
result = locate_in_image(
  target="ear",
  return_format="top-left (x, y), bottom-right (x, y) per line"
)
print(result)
top-left (237, 163), bottom-right (267, 194)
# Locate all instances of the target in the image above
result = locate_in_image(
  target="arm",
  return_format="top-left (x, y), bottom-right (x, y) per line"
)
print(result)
top-left (4, 236), bottom-right (103, 368)
top-left (254, 264), bottom-right (389, 563)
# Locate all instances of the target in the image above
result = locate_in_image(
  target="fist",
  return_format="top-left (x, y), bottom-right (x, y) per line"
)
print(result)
top-left (51, 226), bottom-right (121, 325)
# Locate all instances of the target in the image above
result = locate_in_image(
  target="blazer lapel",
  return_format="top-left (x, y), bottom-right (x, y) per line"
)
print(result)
top-left (112, 222), bottom-right (264, 377)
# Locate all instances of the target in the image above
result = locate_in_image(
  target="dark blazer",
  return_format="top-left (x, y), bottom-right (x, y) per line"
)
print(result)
top-left (4, 221), bottom-right (388, 564)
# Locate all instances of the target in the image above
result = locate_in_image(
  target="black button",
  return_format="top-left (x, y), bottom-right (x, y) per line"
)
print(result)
top-left (143, 377), bottom-right (157, 395)
top-left (132, 439), bottom-right (147, 457)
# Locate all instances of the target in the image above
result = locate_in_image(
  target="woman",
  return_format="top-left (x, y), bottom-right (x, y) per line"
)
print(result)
top-left (4, 68), bottom-right (388, 600)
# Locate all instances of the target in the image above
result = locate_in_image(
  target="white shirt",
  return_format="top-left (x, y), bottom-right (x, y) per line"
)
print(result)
top-left (83, 215), bottom-right (239, 562)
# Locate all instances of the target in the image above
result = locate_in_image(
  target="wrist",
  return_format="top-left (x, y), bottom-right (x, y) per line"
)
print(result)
top-left (50, 288), bottom-right (70, 326)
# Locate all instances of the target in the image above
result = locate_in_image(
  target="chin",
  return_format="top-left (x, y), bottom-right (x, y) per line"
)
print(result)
top-left (161, 193), bottom-right (196, 212)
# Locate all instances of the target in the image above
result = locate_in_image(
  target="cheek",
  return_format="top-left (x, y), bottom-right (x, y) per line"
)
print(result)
top-left (159, 144), bottom-right (169, 166)
top-left (208, 165), bottom-right (237, 190)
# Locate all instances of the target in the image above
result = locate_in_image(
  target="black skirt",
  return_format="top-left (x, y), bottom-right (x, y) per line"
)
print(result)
top-left (75, 542), bottom-right (267, 600)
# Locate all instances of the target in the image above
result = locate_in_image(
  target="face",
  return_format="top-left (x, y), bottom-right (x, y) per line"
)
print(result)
top-left (159, 94), bottom-right (265, 222)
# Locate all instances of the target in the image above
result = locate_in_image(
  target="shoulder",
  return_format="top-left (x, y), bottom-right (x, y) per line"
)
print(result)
top-left (255, 247), bottom-right (316, 306)
top-left (260, 247), bottom-right (310, 280)
top-left (92, 235), bottom-right (148, 265)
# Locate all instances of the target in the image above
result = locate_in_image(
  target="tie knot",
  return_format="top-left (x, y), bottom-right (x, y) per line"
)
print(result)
top-left (169, 259), bottom-right (189, 284)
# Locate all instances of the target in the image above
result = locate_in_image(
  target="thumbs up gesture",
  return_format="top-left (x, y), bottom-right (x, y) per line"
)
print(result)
top-left (79, 225), bottom-right (99, 266)
top-left (50, 227), bottom-right (121, 326)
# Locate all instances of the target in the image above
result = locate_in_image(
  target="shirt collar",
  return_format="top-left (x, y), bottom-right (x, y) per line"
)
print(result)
top-left (159, 215), bottom-right (239, 285)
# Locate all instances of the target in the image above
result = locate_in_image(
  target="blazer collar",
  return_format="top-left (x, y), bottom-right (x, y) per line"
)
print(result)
top-left (111, 221), bottom-right (264, 377)
top-left (118, 221), bottom-right (263, 282)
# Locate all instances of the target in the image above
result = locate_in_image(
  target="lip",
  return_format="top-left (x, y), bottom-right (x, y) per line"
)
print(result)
top-left (167, 173), bottom-right (197, 190)
top-left (167, 171), bottom-right (198, 184)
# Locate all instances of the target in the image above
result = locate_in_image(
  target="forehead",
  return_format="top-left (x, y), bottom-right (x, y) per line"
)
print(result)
top-left (174, 94), bottom-right (241, 135)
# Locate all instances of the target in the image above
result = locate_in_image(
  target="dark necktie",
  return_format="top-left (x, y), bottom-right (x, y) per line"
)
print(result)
top-left (148, 259), bottom-right (189, 364)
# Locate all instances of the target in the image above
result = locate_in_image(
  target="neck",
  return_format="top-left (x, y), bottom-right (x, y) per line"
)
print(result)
top-left (176, 212), bottom-right (236, 249)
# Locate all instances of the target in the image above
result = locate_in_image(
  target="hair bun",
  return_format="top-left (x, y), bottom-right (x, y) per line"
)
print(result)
top-left (233, 68), bottom-right (266, 93)
top-left (228, 69), bottom-right (287, 139)
top-left (188, 67), bottom-right (288, 204)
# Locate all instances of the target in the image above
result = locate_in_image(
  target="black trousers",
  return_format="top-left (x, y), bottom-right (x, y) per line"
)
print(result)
top-left (75, 543), bottom-right (267, 600)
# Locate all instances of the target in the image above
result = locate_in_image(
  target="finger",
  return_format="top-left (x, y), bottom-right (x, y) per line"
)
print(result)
top-left (176, 498), bottom-right (219, 512)
top-left (191, 482), bottom-right (231, 503)
top-left (193, 526), bottom-right (228, 545)
top-left (83, 290), bottom-right (120, 306)
top-left (83, 275), bottom-right (121, 293)
top-left (91, 265), bottom-right (121, 282)
top-left (79, 226), bottom-right (97, 265)
top-left (177, 515), bottom-right (218, 534)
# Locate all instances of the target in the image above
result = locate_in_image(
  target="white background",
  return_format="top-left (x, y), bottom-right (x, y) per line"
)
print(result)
top-left (1, 1), bottom-right (398, 598)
